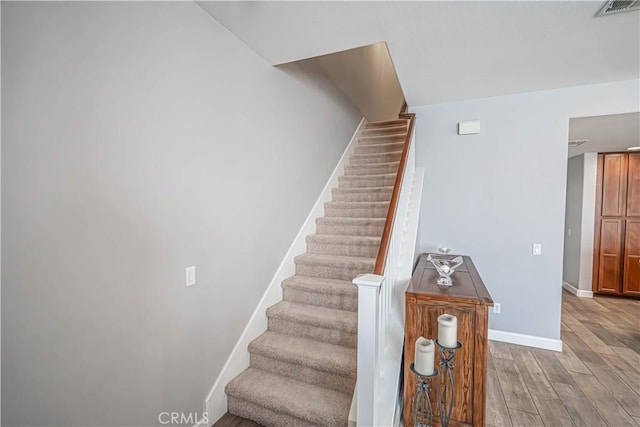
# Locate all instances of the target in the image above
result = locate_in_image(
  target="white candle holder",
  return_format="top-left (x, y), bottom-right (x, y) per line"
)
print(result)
top-left (411, 341), bottom-right (462, 427)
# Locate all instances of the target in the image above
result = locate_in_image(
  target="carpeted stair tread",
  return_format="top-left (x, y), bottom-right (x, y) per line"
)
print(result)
top-left (267, 301), bottom-right (357, 332)
top-left (316, 217), bottom-right (386, 226)
top-left (331, 186), bottom-right (393, 202)
top-left (306, 233), bottom-right (382, 257)
top-left (226, 367), bottom-right (351, 427)
top-left (361, 124), bottom-right (407, 136)
top-left (338, 173), bottom-right (397, 188)
top-left (307, 233), bottom-right (381, 247)
top-left (324, 201), bottom-right (390, 218)
top-left (365, 119), bottom-right (408, 127)
top-left (249, 331), bottom-right (356, 376)
top-left (315, 217), bottom-right (386, 236)
top-left (349, 151), bottom-right (403, 164)
top-left (282, 275), bottom-right (357, 311)
top-left (295, 253), bottom-right (375, 270)
top-left (294, 253), bottom-right (376, 280)
top-left (358, 133), bottom-right (406, 144)
top-left (325, 200), bottom-right (389, 209)
top-left (353, 141), bottom-right (405, 155)
top-left (228, 397), bottom-right (317, 427)
top-left (344, 161), bottom-right (400, 176)
top-left (282, 275), bottom-right (357, 297)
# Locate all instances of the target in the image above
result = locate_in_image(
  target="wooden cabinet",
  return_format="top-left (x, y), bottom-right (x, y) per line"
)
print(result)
top-left (627, 154), bottom-right (640, 217)
top-left (597, 219), bottom-right (624, 294)
top-left (404, 255), bottom-right (493, 427)
top-left (623, 220), bottom-right (640, 296)
top-left (602, 154), bottom-right (627, 217)
top-left (593, 153), bottom-right (640, 296)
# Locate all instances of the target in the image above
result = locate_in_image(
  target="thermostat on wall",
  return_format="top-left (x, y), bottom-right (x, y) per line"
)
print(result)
top-left (458, 120), bottom-right (480, 135)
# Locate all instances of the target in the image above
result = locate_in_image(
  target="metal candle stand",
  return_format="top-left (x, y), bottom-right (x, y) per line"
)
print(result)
top-left (411, 341), bottom-right (462, 427)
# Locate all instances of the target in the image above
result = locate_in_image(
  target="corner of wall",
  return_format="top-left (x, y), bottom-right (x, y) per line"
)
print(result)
top-left (578, 153), bottom-right (598, 293)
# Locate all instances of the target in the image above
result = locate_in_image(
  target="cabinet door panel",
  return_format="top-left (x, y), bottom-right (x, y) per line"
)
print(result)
top-left (623, 220), bottom-right (640, 296)
top-left (602, 154), bottom-right (627, 217)
top-left (597, 219), bottom-right (623, 293)
top-left (627, 153), bottom-right (640, 217)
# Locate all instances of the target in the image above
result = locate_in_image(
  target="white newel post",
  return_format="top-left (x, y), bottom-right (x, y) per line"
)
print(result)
top-left (353, 273), bottom-right (385, 427)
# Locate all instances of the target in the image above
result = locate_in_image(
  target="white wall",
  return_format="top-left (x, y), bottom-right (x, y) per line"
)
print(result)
top-left (1, 2), bottom-right (360, 426)
top-left (579, 153), bottom-right (598, 293)
top-left (412, 80), bottom-right (639, 343)
top-left (564, 155), bottom-right (585, 287)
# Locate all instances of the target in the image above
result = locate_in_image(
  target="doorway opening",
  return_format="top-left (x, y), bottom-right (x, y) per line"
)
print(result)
top-left (562, 112), bottom-right (640, 298)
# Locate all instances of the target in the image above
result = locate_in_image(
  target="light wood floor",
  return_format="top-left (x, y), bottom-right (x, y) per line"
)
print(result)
top-left (487, 291), bottom-right (640, 427)
top-left (215, 291), bottom-right (639, 427)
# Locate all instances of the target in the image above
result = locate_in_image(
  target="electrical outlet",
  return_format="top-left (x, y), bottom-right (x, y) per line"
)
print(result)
top-left (186, 266), bottom-right (196, 287)
top-left (493, 303), bottom-right (501, 314)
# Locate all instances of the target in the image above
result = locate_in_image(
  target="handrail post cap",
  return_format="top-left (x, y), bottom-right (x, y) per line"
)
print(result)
top-left (352, 273), bottom-right (384, 287)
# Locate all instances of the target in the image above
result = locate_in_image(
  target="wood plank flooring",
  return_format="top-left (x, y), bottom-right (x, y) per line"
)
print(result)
top-left (215, 291), bottom-right (638, 426)
top-left (487, 291), bottom-right (639, 427)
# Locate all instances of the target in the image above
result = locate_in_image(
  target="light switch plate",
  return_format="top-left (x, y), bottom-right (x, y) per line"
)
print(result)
top-left (186, 266), bottom-right (196, 287)
top-left (532, 244), bottom-right (542, 255)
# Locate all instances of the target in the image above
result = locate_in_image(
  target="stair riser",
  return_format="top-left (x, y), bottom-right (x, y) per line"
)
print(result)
top-left (353, 143), bottom-right (405, 155)
top-left (228, 397), bottom-right (316, 427)
top-left (295, 262), bottom-right (370, 281)
top-left (307, 241), bottom-right (379, 258)
top-left (250, 354), bottom-right (356, 395)
top-left (361, 127), bottom-right (407, 137)
top-left (283, 287), bottom-right (357, 312)
top-left (344, 163), bottom-right (399, 176)
top-left (331, 190), bottom-right (393, 202)
top-left (339, 175), bottom-right (397, 188)
top-left (268, 318), bottom-right (357, 348)
top-left (324, 206), bottom-right (389, 218)
top-left (316, 223), bottom-right (384, 236)
top-left (349, 152), bottom-right (402, 164)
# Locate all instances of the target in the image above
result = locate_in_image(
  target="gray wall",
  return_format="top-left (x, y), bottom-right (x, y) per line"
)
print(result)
top-left (1, 2), bottom-right (360, 426)
top-left (563, 155), bottom-right (585, 287)
top-left (411, 79), bottom-right (639, 341)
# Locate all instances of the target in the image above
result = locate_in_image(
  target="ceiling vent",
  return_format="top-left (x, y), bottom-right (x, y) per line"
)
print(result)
top-left (596, 0), bottom-right (640, 16)
top-left (568, 139), bottom-right (589, 147)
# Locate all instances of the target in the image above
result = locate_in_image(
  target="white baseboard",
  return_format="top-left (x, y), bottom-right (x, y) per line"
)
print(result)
top-left (489, 329), bottom-right (563, 352)
top-left (201, 118), bottom-right (366, 425)
top-left (562, 281), bottom-right (594, 298)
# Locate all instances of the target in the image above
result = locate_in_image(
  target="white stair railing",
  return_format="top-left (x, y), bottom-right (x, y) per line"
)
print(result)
top-left (353, 114), bottom-right (424, 426)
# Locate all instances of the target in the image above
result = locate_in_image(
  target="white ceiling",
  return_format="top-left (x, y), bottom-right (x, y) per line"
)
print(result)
top-left (568, 112), bottom-right (640, 158)
top-left (198, 1), bottom-right (640, 106)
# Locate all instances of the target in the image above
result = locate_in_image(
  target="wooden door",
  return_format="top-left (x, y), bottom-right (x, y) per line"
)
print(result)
top-left (626, 153), bottom-right (640, 217)
top-left (601, 154), bottom-right (627, 216)
top-left (623, 220), bottom-right (640, 296)
top-left (596, 219), bottom-right (624, 294)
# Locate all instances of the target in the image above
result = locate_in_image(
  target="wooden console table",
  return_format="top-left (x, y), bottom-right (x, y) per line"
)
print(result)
top-left (404, 254), bottom-right (493, 426)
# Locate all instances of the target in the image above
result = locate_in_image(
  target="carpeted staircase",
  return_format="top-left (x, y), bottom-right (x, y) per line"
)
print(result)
top-left (224, 119), bottom-right (409, 426)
